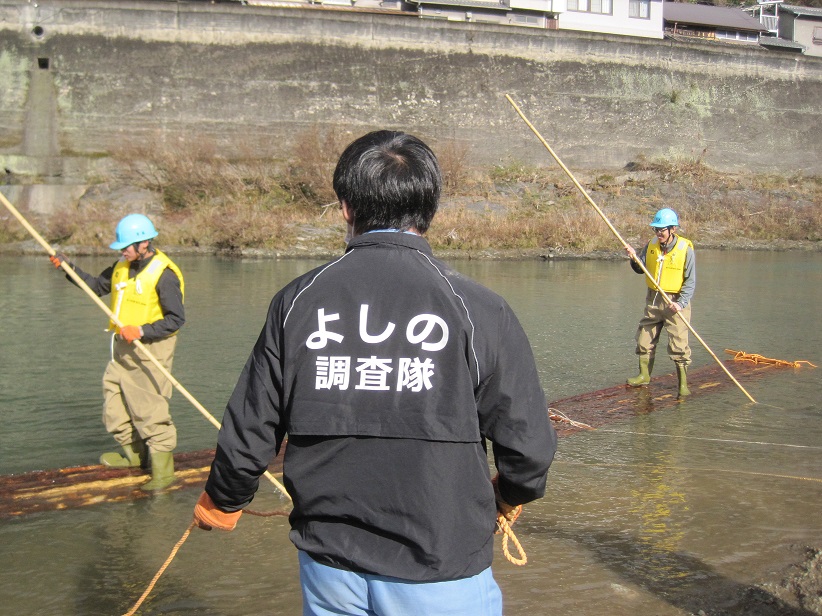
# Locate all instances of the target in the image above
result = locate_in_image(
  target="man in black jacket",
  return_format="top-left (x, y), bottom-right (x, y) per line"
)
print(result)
top-left (194, 130), bottom-right (556, 615)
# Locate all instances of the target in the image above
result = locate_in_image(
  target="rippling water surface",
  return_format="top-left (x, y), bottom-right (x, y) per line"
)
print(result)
top-left (1, 251), bottom-right (820, 615)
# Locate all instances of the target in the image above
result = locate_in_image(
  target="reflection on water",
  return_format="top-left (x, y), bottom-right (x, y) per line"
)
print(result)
top-left (1, 251), bottom-right (821, 615)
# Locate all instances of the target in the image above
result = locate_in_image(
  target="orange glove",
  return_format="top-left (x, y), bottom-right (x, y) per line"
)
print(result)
top-left (49, 253), bottom-right (67, 268)
top-left (492, 474), bottom-right (523, 533)
top-left (119, 325), bottom-right (142, 343)
top-left (193, 491), bottom-right (242, 531)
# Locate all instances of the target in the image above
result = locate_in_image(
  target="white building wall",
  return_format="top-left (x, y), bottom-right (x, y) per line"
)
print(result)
top-left (509, 0), bottom-right (555, 12)
top-left (559, 0), bottom-right (663, 38)
top-left (795, 19), bottom-right (822, 57)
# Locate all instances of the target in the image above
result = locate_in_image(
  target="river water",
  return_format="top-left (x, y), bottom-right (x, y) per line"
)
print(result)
top-left (1, 250), bottom-right (820, 615)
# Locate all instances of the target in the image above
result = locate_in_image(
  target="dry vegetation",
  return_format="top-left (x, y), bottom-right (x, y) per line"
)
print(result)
top-left (2, 128), bottom-right (821, 257)
top-left (440, 151), bottom-right (821, 255)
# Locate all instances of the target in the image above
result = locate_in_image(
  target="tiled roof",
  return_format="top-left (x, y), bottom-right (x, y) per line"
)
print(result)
top-left (780, 4), bottom-right (822, 18)
top-left (664, 1), bottom-right (768, 31)
top-left (414, 0), bottom-right (510, 8)
top-left (758, 35), bottom-right (806, 50)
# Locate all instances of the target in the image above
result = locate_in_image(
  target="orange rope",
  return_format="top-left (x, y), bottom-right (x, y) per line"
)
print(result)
top-left (496, 511), bottom-right (527, 566)
top-left (725, 349), bottom-right (817, 369)
top-left (122, 521), bottom-right (196, 616)
top-left (123, 501), bottom-right (527, 614)
top-left (121, 509), bottom-right (289, 615)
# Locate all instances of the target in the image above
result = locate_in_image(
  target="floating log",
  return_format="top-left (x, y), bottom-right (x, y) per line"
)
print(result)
top-left (548, 358), bottom-right (777, 437)
top-left (0, 359), bottom-right (786, 519)
top-left (0, 449), bottom-right (284, 519)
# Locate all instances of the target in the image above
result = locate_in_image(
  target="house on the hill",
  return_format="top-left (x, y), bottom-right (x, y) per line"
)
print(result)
top-left (402, 0), bottom-right (666, 37)
top-left (557, 0), bottom-right (664, 38)
top-left (404, 0), bottom-right (562, 30)
top-left (744, 1), bottom-right (806, 53)
top-left (777, 4), bottom-right (822, 56)
top-left (664, 1), bottom-right (767, 43)
top-left (246, 0), bottom-right (821, 52)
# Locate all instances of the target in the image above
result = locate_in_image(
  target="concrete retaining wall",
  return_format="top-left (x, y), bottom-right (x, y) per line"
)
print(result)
top-left (0, 0), bottom-right (820, 191)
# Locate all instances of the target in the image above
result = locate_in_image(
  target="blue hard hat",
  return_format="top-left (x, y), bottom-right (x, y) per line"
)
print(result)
top-left (110, 214), bottom-right (158, 250)
top-left (650, 208), bottom-right (679, 228)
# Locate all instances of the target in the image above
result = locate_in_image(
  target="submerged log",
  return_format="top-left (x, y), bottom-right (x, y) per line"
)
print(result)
top-left (0, 449), bottom-right (285, 519)
top-left (548, 358), bottom-right (779, 437)
top-left (0, 359), bottom-right (786, 518)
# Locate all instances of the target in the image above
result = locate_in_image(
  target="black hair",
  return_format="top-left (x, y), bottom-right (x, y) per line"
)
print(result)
top-left (332, 130), bottom-right (441, 234)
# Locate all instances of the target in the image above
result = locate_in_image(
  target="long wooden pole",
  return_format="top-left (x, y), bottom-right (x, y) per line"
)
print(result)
top-left (504, 94), bottom-right (756, 404)
top-left (0, 192), bottom-right (292, 497)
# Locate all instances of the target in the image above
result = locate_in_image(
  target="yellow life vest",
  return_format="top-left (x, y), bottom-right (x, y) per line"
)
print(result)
top-left (645, 235), bottom-right (692, 294)
top-left (109, 250), bottom-right (185, 333)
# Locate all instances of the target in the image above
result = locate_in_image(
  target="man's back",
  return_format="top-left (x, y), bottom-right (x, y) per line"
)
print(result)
top-left (199, 131), bottom-right (556, 614)
top-left (212, 231), bottom-right (555, 581)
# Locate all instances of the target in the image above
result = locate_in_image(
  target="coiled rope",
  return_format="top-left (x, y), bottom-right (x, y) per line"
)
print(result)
top-left (496, 510), bottom-right (527, 566)
top-left (725, 349), bottom-right (817, 368)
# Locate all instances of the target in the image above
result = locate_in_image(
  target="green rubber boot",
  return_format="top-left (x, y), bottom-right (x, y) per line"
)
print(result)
top-left (141, 451), bottom-right (176, 492)
top-left (627, 355), bottom-right (653, 387)
top-left (100, 440), bottom-right (147, 468)
top-left (676, 362), bottom-right (691, 398)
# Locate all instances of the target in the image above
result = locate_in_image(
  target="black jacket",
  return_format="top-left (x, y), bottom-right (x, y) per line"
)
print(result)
top-left (206, 232), bottom-right (556, 581)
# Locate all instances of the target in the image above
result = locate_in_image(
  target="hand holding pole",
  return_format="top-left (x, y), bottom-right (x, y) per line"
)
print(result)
top-left (504, 94), bottom-right (756, 404)
top-left (0, 191), bottom-right (292, 496)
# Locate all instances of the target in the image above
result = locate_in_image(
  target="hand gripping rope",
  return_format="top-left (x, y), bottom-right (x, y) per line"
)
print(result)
top-left (121, 507), bottom-right (290, 616)
top-left (496, 509), bottom-right (527, 566)
top-left (121, 503), bottom-right (528, 614)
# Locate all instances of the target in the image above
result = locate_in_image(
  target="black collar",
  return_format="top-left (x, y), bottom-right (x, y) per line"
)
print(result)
top-left (659, 233), bottom-right (677, 253)
top-left (346, 231), bottom-right (433, 257)
top-left (129, 252), bottom-right (156, 273)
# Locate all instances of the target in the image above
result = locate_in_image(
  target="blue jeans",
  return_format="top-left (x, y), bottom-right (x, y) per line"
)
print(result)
top-left (298, 551), bottom-right (503, 616)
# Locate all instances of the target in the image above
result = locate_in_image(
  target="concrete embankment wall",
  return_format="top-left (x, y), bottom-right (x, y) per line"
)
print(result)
top-left (0, 0), bottom-right (820, 210)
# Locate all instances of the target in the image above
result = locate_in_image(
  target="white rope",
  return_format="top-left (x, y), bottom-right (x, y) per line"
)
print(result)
top-left (596, 429), bottom-right (822, 450)
top-left (548, 408), bottom-right (594, 430)
top-left (554, 459), bottom-right (822, 484)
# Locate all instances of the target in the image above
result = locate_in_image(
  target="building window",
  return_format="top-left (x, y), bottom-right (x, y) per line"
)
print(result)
top-left (814, 26), bottom-right (822, 44)
top-left (629, 0), bottom-right (650, 19)
top-left (513, 14), bottom-right (541, 25)
top-left (716, 30), bottom-right (759, 42)
top-left (567, 0), bottom-right (612, 15)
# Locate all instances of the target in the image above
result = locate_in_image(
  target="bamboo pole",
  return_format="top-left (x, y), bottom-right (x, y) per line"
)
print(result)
top-left (0, 192), bottom-right (292, 497)
top-left (504, 94), bottom-right (756, 404)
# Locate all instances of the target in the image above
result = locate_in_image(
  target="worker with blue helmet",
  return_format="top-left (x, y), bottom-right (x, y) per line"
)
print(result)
top-left (109, 213), bottom-right (159, 249)
top-left (50, 213), bottom-right (185, 490)
top-left (624, 208), bottom-right (695, 397)
top-left (650, 207), bottom-right (679, 228)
